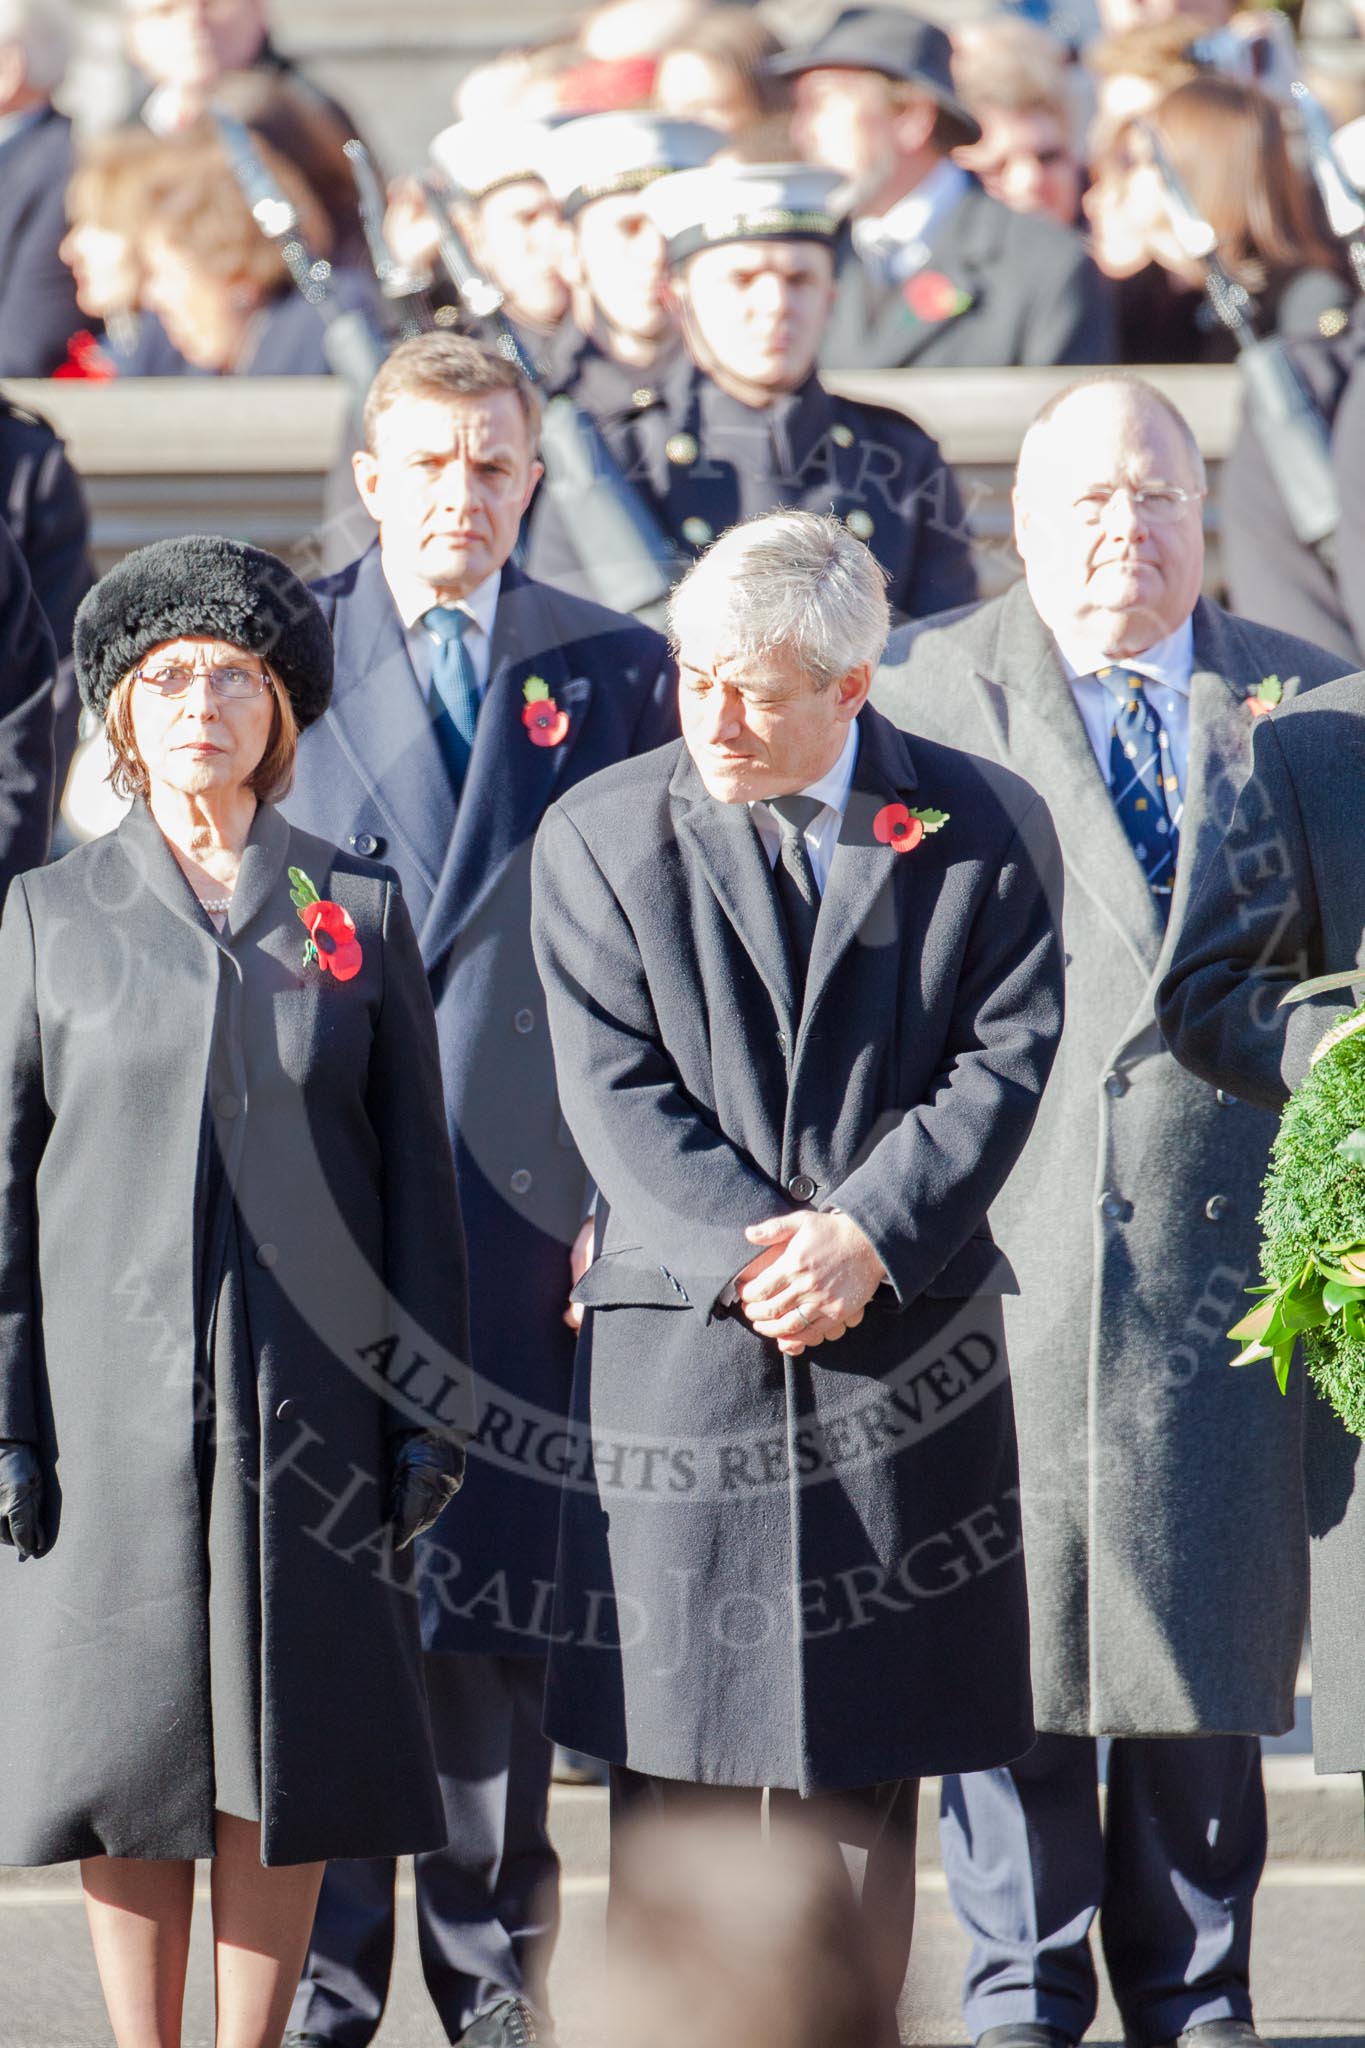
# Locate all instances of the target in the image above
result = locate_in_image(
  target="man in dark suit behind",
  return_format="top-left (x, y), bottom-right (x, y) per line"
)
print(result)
top-left (532, 509), bottom-right (1065, 2044)
top-left (0, 395), bottom-right (94, 783)
top-left (774, 9), bottom-right (1115, 372)
top-left (0, 4), bottom-right (82, 379)
top-left (0, 517), bottom-right (56, 904)
top-left (283, 335), bottom-right (675, 2048)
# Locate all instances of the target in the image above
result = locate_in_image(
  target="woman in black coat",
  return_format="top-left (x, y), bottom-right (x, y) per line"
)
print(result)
top-left (0, 536), bottom-right (471, 2047)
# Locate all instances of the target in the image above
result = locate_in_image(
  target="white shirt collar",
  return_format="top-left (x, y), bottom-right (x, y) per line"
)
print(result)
top-left (384, 557), bottom-right (503, 641)
top-left (1054, 615), bottom-right (1195, 697)
top-left (853, 159), bottom-right (969, 261)
top-left (752, 719), bottom-right (860, 822)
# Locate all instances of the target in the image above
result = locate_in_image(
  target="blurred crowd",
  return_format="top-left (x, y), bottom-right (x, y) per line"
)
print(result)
top-left (5, 0), bottom-right (1365, 387)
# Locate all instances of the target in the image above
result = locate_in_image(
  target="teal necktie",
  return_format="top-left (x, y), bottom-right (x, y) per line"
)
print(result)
top-left (424, 606), bottom-right (481, 794)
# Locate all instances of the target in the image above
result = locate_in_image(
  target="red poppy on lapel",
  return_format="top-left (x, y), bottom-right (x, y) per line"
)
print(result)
top-left (903, 271), bottom-right (972, 323)
top-left (289, 866), bottom-right (364, 980)
top-left (523, 674), bottom-right (570, 747)
top-left (1248, 673), bottom-right (1290, 718)
top-left (874, 802), bottom-right (949, 853)
top-left (52, 330), bottom-right (116, 381)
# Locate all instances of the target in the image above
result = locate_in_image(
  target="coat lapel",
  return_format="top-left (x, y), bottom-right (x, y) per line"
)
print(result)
top-left (115, 796), bottom-right (290, 951)
top-left (419, 566), bottom-right (592, 969)
top-left (967, 583), bottom-right (1167, 979)
top-left (324, 547), bottom-right (456, 894)
top-left (670, 747), bottom-right (798, 1036)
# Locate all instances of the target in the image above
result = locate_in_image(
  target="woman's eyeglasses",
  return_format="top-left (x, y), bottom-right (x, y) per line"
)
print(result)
top-left (136, 660), bottom-right (268, 699)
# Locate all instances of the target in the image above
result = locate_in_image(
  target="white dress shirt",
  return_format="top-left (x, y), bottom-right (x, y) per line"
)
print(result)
top-left (749, 721), bottom-right (860, 895)
top-left (382, 558), bottom-right (502, 701)
top-left (1057, 617), bottom-right (1194, 798)
top-left (851, 160), bottom-right (971, 285)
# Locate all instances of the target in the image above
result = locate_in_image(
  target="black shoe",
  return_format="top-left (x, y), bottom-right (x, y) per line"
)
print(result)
top-left (457, 1997), bottom-right (553, 2046)
top-left (1149, 2023), bottom-right (1267, 2048)
top-left (978, 2027), bottom-right (1077, 2048)
top-left (281, 2036), bottom-right (340, 2047)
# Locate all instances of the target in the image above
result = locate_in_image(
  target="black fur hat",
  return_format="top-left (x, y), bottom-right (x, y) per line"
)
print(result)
top-left (74, 534), bottom-right (333, 728)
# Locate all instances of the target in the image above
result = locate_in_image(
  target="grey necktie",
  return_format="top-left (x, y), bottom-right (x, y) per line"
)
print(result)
top-left (766, 793), bottom-right (825, 987)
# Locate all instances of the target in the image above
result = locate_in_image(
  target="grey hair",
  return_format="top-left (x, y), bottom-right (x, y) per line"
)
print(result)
top-left (667, 510), bottom-right (891, 690)
top-left (0, 0), bottom-right (70, 92)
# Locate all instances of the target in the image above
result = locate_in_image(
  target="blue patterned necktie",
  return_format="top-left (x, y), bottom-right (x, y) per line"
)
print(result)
top-left (1095, 665), bottom-right (1182, 917)
top-left (424, 606), bottom-right (481, 794)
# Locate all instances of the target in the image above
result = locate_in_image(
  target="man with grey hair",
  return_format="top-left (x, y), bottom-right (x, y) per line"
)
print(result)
top-left (531, 508), bottom-right (1065, 2024)
top-left (0, 0), bottom-right (81, 377)
top-left (874, 374), bottom-right (1349, 2048)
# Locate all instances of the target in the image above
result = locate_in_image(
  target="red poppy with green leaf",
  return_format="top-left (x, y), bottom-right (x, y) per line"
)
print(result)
top-left (873, 803), bottom-right (949, 854)
top-left (522, 674), bottom-right (570, 748)
top-left (289, 866), bottom-right (363, 982)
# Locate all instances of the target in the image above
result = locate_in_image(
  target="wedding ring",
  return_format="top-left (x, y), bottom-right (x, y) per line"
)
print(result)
top-left (795, 1303), bottom-right (813, 1329)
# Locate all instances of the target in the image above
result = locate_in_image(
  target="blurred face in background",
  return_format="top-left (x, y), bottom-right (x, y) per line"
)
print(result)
top-left (124, 0), bottom-right (268, 89)
top-left (959, 105), bottom-right (1081, 227)
top-left (60, 220), bottom-right (141, 318)
top-left (138, 227), bottom-right (262, 367)
top-left (791, 66), bottom-right (896, 183)
top-left (655, 49), bottom-right (754, 134)
top-left (467, 178), bottom-right (569, 332)
top-left (675, 240), bottom-right (836, 404)
top-left (569, 189), bottom-right (671, 344)
top-left (1083, 124), bottom-right (1200, 284)
top-left (353, 389), bottom-right (542, 600)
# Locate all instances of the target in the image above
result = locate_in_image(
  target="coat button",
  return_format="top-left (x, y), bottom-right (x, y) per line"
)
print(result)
top-left (349, 832), bottom-right (379, 858)
top-left (255, 1242), bottom-right (279, 1269)
top-left (276, 1398), bottom-right (296, 1422)
top-left (215, 1092), bottom-right (241, 1119)
top-left (1205, 1195), bottom-right (1230, 1222)
top-left (788, 1173), bottom-right (817, 1202)
top-left (510, 1169), bottom-right (534, 1195)
top-left (1216, 1089), bottom-right (1238, 1107)
top-left (513, 1008), bottom-right (535, 1034)
top-left (1099, 1191), bottom-right (1129, 1221)
top-left (1104, 1071), bottom-right (1128, 1098)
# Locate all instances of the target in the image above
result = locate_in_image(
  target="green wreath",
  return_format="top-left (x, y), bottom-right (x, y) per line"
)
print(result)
top-left (1230, 977), bottom-right (1365, 1439)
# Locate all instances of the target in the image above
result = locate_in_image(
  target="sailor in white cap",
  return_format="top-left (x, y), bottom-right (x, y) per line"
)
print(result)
top-left (535, 109), bottom-right (720, 422)
top-left (526, 156), bottom-right (979, 623)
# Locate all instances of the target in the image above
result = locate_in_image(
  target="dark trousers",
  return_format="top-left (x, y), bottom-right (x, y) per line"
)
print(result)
top-left (610, 1766), bottom-right (919, 2042)
top-left (288, 1652), bottom-right (559, 2046)
top-left (939, 1733), bottom-right (1267, 2046)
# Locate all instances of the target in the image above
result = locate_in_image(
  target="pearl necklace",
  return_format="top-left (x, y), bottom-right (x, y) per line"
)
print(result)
top-left (199, 896), bottom-right (232, 913)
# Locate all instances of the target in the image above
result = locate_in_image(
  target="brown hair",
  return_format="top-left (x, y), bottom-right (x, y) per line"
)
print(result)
top-left (136, 125), bottom-right (334, 295)
top-left (1149, 76), bottom-right (1343, 293)
top-left (954, 19), bottom-right (1072, 124)
top-left (1086, 19), bottom-right (1205, 90)
top-left (658, 9), bottom-right (789, 121)
top-left (207, 68), bottom-right (363, 261)
top-left (65, 124), bottom-right (183, 236)
top-left (361, 332), bottom-right (541, 453)
top-left (105, 658), bottom-right (301, 805)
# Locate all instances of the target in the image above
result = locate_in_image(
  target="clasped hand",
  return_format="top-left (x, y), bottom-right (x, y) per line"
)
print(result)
top-left (734, 1210), bottom-right (886, 1356)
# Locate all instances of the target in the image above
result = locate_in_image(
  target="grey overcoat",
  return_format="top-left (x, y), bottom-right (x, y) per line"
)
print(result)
top-left (531, 708), bottom-right (1065, 1793)
top-left (1160, 670), bottom-right (1365, 1773)
top-left (0, 799), bottom-right (473, 1865)
top-left (874, 582), bottom-right (1350, 1736)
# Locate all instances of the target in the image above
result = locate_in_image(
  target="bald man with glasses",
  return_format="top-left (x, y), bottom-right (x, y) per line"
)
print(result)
top-left (873, 374), bottom-right (1348, 2048)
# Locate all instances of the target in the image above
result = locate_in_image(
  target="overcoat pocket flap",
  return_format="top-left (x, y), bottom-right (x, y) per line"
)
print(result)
top-left (923, 1235), bottom-right (1019, 1299)
top-left (571, 1248), bottom-right (693, 1310)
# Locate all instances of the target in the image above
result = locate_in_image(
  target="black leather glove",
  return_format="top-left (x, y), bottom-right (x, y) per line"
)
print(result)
top-left (0, 1441), bottom-right (43, 1561)
top-left (387, 1431), bottom-right (465, 1551)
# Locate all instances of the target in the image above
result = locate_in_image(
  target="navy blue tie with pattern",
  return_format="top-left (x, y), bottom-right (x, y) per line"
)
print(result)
top-left (1095, 665), bottom-right (1182, 918)
top-left (424, 605), bottom-right (481, 795)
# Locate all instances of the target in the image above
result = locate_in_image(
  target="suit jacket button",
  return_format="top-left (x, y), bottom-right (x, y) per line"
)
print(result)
top-left (255, 1242), bottom-right (279, 1269)
top-left (510, 1169), bottom-right (534, 1195)
top-left (350, 832), bottom-right (379, 857)
top-left (514, 1008), bottom-right (536, 1034)
top-left (1205, 1195), bottom-right (1230, 1222)
top-left (1103, 1072), bottom-right (1127, 1098)
top-left (1215, 1089), bottom-right (1238, 1107)
top-left (276, 1399), bottom-right (296, 1422)
top-left (1099, 1191), bottom-right (1128, 1221)
top-left (788, 1174), bottom-right (816, 1203)
top-left (215, 1092), bottom-right (241, 1119)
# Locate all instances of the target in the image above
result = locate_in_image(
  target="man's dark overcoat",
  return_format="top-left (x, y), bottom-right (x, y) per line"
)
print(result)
top-left (0, 518), bottom-right (55, 902)
top-left (0, 801), bottom-right (471, 1865)
top-left (874, 582), bottom-right (1348, 1737)
top-left (0, 108), bottom-right (81, 378)
top-left (530, 706), bottom-right (1065, 1792)
top-left (0, 398), bottom-right (95, 778)
top-left (818, 181), bottom-right (1116, 373)
top-left (525, 359), bottom-right (978, 624)
top-left (288, 548), bottom-right (676, 1657)
top-left (1159, 671), bottom-right (1365, 1774)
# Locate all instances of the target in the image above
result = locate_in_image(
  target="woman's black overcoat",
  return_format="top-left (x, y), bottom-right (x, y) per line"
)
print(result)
top-left (0, 799), bottom-right (472, 1865)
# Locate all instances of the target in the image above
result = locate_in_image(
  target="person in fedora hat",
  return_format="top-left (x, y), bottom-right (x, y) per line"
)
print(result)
top-left (775, 6), bottom-right (1117, 370)
top-left (526, 155), bottom-right (978, 624)
top-left (0, 532), bottom-right (471, 2048)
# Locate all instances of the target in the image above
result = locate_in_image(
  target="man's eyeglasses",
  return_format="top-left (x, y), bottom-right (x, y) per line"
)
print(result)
top-left (1072, 484), bottom-right (1203, 526)
top-left (136, 660), bottom-right (268, 700)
